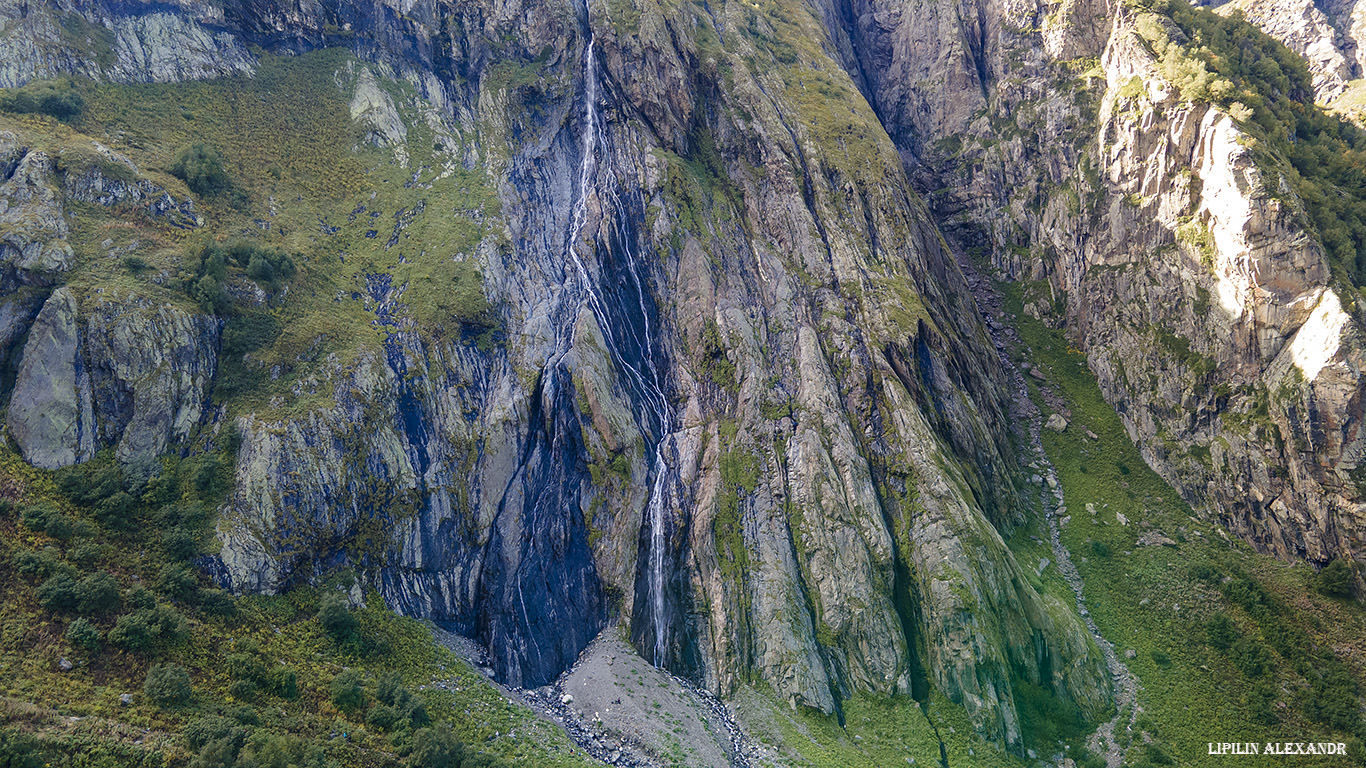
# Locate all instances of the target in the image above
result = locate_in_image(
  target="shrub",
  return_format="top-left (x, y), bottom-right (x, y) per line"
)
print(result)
top-left (1150, 649), bottom-right (1171, 667)
top-left (1229, 636), bottom-right (1273, 678)
top-left (170, 144), bottom-right (231, 197)
top-left (1090, 539), bottom-right (1110, 558)
top-left (329, 669), bottom-right (366, 714)
top-left (12, 547), bottom-right (74, 581)
top-left (377, 672), bottom-right (429, 727)
top-left (0, 726), bottom-right (42, 768)
top-left (271, 668), bottom-right (299, 700)
top-left (143, 663), bottom-right (192, 707)
top-left (0, 78), bottom-right (85, 120)
top-left (65, 617), bottom-right (102, 653)
top-left (318, 593), bottom-right (360, 651)
top-left (183, 715), bottom-right (235, 751)
top-left (76, 572), bottom-right (120, 616)
top-left (404, 723), bottom-right (492, 768)
top-left (228, 679), bottom-right (256, 700)
top-left (1206, 613), bottom-right (1238, 650)
top-left (19, 502), bottom-right (72, 540)
top-left (94, 490), bottom-right (136, 529)
top-left (109, 604), bottom-right (189, 652)
top-left (36, 572), bottom-right (78, 613)
top-left (1314, 559), bottom-right (1355, 598)
top-left (156, 562), bottom-right (199, 600)
top-left (126, 585), bottom-right (157, 610)
top-left (366, 704), bottom-right (403, 731)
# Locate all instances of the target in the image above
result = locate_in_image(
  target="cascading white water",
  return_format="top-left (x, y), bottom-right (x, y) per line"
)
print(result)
top-left (564, 22), bottom-right (675, 667)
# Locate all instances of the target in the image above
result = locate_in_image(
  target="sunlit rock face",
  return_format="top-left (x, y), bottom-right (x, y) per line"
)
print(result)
top-left (834, 0), bottom-right (1366, 577)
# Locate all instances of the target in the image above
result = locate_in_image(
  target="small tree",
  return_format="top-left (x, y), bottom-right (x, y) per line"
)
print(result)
top-left (66, 618), bottom-right (102, 653)
top-left (76, 572), bottom-right (120, 616)
top-left (1313, 559), bottom-right (1355, 598)
top-left (329, 669), bottom-right (366, 714)
top-left (144, 663), bottom-right (192, 707)
top-left (36, 573), bottom-right (78, 613)
top-left (317, 593), bottom-right (360, 652)
top-left (170, 144), bottom-right (231, 197)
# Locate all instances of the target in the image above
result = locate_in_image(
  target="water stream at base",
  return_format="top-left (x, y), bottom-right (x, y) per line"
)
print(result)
top-left (564, 19), bottom-right (675, 668)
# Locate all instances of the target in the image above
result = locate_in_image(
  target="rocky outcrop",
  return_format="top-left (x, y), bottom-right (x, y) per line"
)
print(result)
top-left (83, 293), bottom-right (219, 468)
top-left (0, 137), bottom-right (73, 288)
top-left (7, 288), bottom-right (94, 469)
top-left (836, 0), bottom-right (1366, 581)
top-left (0, 1), bottom-right (256, 87)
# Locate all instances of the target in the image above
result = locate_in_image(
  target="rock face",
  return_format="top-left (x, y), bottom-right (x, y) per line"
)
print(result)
top-left (0, 0), bottom-right (1117, 753)
top-left (7, 288), bottom-right (94, 469)
top-left (0, 1), bottom-right (256, 88)
top-left (1216, 0), bottom-right (1358, 102)
top-left (853, 0), bottom-right (1366, 580)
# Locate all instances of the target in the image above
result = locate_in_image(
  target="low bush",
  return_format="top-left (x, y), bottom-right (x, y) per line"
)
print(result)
top-left (170, 144), bottom-right (231, 197)
top-left (329, 669), bottom-right (366, 714)
top-left (65, 617), bottom-right (102, 653)
top-left (144, 663), bottom-right (192, 707)
top-left (0, 78), bottom-right (84, 120)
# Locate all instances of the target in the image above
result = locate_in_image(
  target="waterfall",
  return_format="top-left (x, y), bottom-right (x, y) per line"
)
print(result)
top-left (564, 21), bottom-right (675, 667)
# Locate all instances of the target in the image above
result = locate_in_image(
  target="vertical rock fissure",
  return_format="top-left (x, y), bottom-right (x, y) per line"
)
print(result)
top-left (565, 8), bottom-right (679, 669)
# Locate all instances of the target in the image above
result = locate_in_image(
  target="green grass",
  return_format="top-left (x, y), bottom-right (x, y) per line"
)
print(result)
top-left (14, 47), bottom-right (506, 420)
top-left (734, 686), bottom-right (1027, 768)
top-left (0, 444), bottom-right (600, 768)
top-left (1002, 280), bottom-right (1366, 766)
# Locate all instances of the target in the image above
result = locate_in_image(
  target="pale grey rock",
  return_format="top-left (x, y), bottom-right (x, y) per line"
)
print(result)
top-left (0, 3), bottom-right (256, 88)
top-left (1045, 413), bottom-right (1068, 432)
top-left (0, 144), bottom-right (73, 283)
top-left (83, 292), bottom-right (219, 466)
top-left (8, 288), bottom-right (94, 469)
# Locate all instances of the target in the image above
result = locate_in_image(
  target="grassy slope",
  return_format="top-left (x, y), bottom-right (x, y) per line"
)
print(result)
top-left (0, 50), bottom-right (586, 768)
top-left (1004, 281), bottom-right (1366, 766)
top-left (0, 444), bottom-right (599, 768)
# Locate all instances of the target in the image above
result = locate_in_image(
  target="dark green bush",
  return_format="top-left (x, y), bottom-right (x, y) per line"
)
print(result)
top-left (65, 617), bottom-right (102, 653)
top-left (143, 663), bottom-right (192, 707)
top-left (329, 669), bottom-right (366, 714)
top-left (0, 726), bottom-right (42, 768)
top-left (75, 572), bottom-right (120, 616)
top-left (1314, 559), bottom-right (1355, 598)
top-left (170, 144), bottom-right (231, 197)
top-left (110, 604), bottom-right (189, 652)
top-left (36, 572), bottom-right (78, 613)
top-left (20, 502), bottom-right (72, 540)
top-left (183, 716), bottom-right (236, 752)
top-left (125, 585), bottom-right (157, 610)
top-left (156, 563), bottom-right (199, 600)
top-left (185, 241), bottom-right (296, 313)
top-left (0, 78), bottom-right (85, 120)
top-left (403, 723), bottom-right (505, 768)
top-left (12, 547), bottom-right (74, 581)
top-left (1228, 637), bottom-right (1273, 678)
top-left (317, 593), bottom-right (361, 652)
top-left (1090, 539), bottom-right (1110, 558)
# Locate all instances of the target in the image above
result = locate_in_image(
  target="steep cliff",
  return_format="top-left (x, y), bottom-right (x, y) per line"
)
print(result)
top-left (0, 0), bottom-right (1112, 754)
top-left (842, 0), bottom-right (1366, 585)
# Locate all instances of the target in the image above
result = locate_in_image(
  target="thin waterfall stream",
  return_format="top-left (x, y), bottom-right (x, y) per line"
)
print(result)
top-left (564, 19), bottom-right (676, 668)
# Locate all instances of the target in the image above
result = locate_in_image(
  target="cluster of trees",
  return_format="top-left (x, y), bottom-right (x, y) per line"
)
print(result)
top-left (0, 78), bottom-right (85, 121)
top-left (1194, 563), bottom-right (1363, 738)
top-left (185, 239), bottom-right (297, 314)
top-left (1133, 0), bottom-right (1366, 287)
